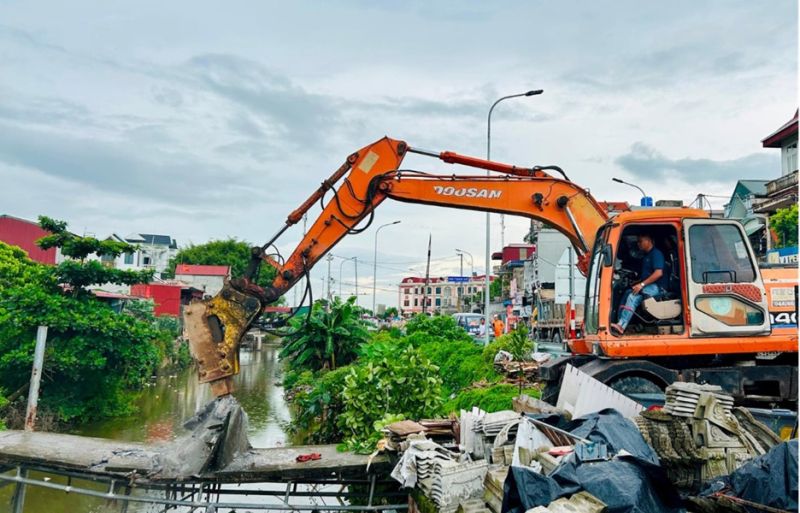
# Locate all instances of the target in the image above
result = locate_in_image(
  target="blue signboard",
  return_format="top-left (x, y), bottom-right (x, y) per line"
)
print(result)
top-left (447, 276), bottom-right (470, 283)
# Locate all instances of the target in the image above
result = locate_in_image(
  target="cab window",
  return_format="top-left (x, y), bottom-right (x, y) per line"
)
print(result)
top-left (688, 224), bottom-right (756, 283)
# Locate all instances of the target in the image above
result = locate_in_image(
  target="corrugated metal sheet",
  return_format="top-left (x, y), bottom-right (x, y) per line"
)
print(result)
top-left (130, 283), bottom-right (182, 316)
top-left (0, 215), bottom-right (56, 264)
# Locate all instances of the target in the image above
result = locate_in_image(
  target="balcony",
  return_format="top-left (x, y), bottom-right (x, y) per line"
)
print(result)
top-left (766, 170), bottom-right (798, 197)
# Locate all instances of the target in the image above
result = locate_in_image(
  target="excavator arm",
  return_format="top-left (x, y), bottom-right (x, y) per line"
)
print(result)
top-left (184, 137), bottom-right (608, 396)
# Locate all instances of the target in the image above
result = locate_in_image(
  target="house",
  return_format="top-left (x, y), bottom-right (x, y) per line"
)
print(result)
top-left (174, 264), bottom-right (231, 297)
top-left (761, 109), bottom-right (798, 177)
top-left (91, 232), bottom-right (178, 280)
top-left (0, 214), bottom-right (63, 264)
top-left (755, 109), bottom-right (798, 226)
top-left (723, 110), bottom-right (799, 257)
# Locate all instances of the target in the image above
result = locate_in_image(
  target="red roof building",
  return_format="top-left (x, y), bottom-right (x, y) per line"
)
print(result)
top-left (0, 215), bottom-right (58, 264)
top-left (174, 264), bottom-right (231, 296)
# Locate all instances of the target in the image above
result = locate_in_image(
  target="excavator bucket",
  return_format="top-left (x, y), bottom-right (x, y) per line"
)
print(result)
top-left (183, 283), bottom-right (263, 397)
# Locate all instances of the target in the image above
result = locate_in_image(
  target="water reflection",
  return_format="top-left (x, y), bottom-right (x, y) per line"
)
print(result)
top-left (3, 344), bottom-right (290, 512)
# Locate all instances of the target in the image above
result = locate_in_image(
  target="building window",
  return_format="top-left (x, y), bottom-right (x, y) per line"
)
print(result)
top-left (124, 252), bottom-right (134, 265)
top-left (143, 256), bottom-right (152, 266)
top-left (435, 298), bottom-right (441, 306)
top-left (414, 298), bottom-right (418, 306)
top-left (404, 300), bottom-right (410, 307)
top-left (435, 287), bottom-right (441, 294)
top-left (427, 287), bottom-right (432, 294)
top-left (785, 142), bottom-right (798, 174)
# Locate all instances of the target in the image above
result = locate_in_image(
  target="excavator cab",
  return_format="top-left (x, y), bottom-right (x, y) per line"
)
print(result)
top-left (595, 215), bottom-right (772, 339)
top-left (609, 223), bottom-right (685, 334)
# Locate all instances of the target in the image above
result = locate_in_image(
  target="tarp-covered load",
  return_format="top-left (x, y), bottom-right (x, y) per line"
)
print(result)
top-left (502, 409), bottom-right (685, 513)
top-left (699, 440), bottom-right (798, 512)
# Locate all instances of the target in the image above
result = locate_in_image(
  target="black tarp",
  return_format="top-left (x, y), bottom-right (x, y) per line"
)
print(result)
top-left (501, 409), bottom-right (684, 513)
top-left (701, 440), bottom-right (798, 512)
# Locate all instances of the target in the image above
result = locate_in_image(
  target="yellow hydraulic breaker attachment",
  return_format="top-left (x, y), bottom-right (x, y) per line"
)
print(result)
top-left (183, 283), bottom-right (263, 397)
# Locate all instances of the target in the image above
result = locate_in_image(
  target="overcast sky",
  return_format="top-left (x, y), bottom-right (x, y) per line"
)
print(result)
top-left (0, 1), bottom-right (796, 309)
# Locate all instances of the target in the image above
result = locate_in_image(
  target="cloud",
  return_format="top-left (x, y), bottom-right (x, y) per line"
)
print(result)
top-left (615, 142), bottom-right (779, 184)
top-left (0, 122), bottom-right (241, 202)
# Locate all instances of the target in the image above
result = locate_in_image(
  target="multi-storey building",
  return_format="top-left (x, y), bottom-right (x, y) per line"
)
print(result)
top-left (398, 275), bottom-right (493, 316)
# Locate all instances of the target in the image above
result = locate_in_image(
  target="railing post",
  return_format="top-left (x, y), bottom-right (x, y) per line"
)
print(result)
top-left (11, 467), bottom-right (27, 513)
top-left (25, 326), bottom-right (48, 432)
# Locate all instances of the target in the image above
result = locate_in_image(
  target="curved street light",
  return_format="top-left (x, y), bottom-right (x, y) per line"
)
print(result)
top-left (372, 220), bottom-right (401, 314)
top-left (455, 248), bottom-right (474, 277)
top-left (612, 177), bottom-right (653, 207)
top-left (485, 89), bottom-right (543, 345)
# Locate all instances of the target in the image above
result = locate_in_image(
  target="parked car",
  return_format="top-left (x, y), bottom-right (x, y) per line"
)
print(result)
top-left (452, 313), bottom-right (485, 339)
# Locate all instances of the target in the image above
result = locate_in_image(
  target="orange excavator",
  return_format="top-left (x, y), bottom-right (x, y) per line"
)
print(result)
top-left (184, 137), bottom-right (798, 406)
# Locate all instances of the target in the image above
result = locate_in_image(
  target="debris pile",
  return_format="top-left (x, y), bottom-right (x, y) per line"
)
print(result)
top-left (386, 368), bottom-right (796, 513)
top-left (634, 382), bottom-right (780, 492)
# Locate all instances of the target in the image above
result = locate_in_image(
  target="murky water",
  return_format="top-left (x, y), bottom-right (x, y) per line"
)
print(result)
top-left (1, 344), bottom-right (291, 512)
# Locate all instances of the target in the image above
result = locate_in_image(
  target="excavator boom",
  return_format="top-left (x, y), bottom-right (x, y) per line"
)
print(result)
top-left (184, 137), bottom-right (608, 395)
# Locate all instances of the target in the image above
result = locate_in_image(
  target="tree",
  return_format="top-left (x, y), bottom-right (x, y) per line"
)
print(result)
top-left (382, 307), bottom-right (399, 320)
top-left (37, 216), bottom-right (154, 294)
top-left (0, 234), bottom-right (165, 422)
top-left (165, 238), bottom-right (277, 289)
top-left (771, 204), bottom-right (798, 248)
top-left (280, 296), bottom-right (369, 372)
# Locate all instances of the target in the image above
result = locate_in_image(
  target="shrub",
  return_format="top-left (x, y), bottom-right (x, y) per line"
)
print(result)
top-left (444, 384), bottom-right (539, 414)
top-left (340, 346), bottom-right (443, 452)
top-left (405, 314), bottom-right (472, 343)
top-left (417, 339), bottom-right (497, 396)
top-left (288, 366), bottom-right (351, 444)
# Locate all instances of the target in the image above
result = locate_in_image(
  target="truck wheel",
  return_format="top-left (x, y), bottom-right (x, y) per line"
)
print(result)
top-left (607, 375), bottom-right (664, 396)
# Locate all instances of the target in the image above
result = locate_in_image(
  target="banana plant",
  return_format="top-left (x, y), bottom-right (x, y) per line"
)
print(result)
top-left (280, 296), bottom-right (369, 371)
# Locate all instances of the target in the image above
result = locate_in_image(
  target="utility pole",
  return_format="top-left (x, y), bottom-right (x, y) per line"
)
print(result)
top-left (457, 252), bottom-right (464, 312)
top-left (354, 257), bottom-right (359, 307)
top-left (326, 254), bottom-right (333, 304)
top-left (422, 234), bottom-right (431, 315)
top-left (25, 326), bottom-right (48, 432)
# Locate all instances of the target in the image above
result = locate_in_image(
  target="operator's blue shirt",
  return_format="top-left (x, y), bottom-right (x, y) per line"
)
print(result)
top-left (640, 247), bottom-right (670, 291)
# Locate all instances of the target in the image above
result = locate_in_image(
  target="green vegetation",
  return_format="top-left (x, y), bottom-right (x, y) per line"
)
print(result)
top-left (281, 296), bottom-right (368, 372)
top-left (0, 218), bottom-right (189, 426)
top-left (283, 310), bottom-right (537, 453)
top-left (444, 384), bottom-right (526, 413)
top-left (771, 204), bottom-right (798, 248)
top-left (165, 238), bottom-right (277, 289)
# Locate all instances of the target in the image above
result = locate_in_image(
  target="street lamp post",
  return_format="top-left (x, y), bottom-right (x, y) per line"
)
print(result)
top-left (338, 256), bottom-right (356, 297)
top-left (455, 248), bottom-right (474, 277)
top-left (612, 177), bottom-right (653, 207)
top-left (485, 89), bottom-right (543, 345)
top-left (373, 220), bottom-right (401, 315)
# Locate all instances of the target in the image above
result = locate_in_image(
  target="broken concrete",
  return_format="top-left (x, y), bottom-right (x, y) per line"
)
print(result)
top-left (156, 394), bottom-right (251, 479)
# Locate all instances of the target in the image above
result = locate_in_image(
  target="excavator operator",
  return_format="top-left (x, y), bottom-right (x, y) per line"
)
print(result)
top-left (611, 233), bottom-right (669, 336)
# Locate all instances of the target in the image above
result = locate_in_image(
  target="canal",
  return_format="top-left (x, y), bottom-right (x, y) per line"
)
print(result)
top-left (2, 343), bottom-right (291, 512)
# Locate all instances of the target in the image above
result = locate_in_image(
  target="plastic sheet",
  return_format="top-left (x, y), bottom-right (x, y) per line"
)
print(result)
top-left (502, 409), bottom-right (684, 513)
top-left (701, 439), bottom-right (798, 512)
